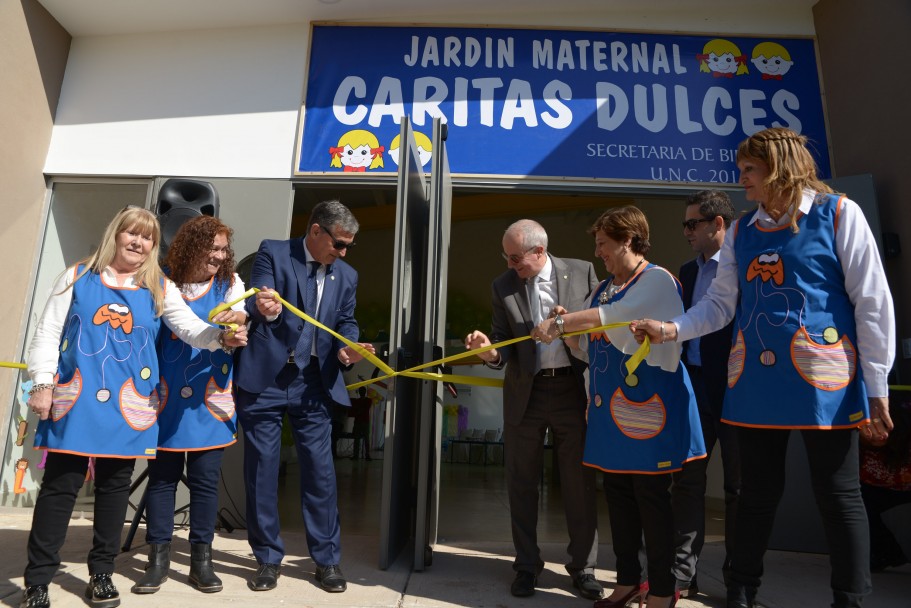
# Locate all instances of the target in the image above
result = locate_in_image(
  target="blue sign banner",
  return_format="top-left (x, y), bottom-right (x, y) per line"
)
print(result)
top-left (298, 25), bottom-right (829, 184)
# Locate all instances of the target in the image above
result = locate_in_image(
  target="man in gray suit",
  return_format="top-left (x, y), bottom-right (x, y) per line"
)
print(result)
top-left (465, 219), bottom-right (601, 600)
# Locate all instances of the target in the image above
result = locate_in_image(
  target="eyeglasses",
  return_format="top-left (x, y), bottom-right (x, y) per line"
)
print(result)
top-left (681, 218), bottom-right (713, 231)
top-left (320, 225), bottom-right (356, 250)
top-left (501, 246), bottom-right (537, 264)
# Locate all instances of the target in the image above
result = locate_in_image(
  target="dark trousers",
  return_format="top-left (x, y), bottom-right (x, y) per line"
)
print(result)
top-left (503, 374), bottom-right (598, 575)
top-left (730, 427), bottom-right (870, 607)
top-left (144, 447), bottom-right (225, 545)
top-left (236, 359), bottom-right (340, 567)
top-left (671, 364), bottom-right (740, 583)
top-left (24, 453), bottom-right (135, 585)
top-left (604, 472), bottom-right (675, 597)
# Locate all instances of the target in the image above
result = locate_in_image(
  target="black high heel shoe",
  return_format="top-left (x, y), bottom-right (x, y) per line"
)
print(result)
top-left (593, 581), bottom-right (649, 608)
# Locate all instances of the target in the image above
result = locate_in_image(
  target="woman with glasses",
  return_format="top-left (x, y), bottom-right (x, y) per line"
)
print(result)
top-left (534, 205), bottom-right (706, 608)
top-left (132, 216), bottom-right (247, 595)
top-left (21, 207), bottom-right (247, 608)
top-left (631, 127), bottom-right (895, 608)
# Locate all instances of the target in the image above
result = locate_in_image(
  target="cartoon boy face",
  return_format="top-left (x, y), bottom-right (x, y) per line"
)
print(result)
top-left (751, 54), bottom-right (794, 78)
top-left (338, 144), bottom-right (374, 170)
top-left (707, 52), bottom-right (739, 74)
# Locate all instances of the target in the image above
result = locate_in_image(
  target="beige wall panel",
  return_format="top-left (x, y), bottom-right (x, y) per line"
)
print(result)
top-left (0, 0), bottom-right (70, 497)
top-left (814, 0), bottom-right (911, 382)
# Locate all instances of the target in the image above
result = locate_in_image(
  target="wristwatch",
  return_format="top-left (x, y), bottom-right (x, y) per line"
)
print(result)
top-left (554, 314), bottom-right (565, 338)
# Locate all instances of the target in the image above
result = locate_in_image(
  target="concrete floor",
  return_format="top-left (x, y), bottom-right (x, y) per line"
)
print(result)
top-left (1, 456), bottom-right (908, 607)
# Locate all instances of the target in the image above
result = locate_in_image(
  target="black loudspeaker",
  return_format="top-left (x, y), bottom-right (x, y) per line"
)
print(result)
top-left (156, 178), bottom-right (219, 256)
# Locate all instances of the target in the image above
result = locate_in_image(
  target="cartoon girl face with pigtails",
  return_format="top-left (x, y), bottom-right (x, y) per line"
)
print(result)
top-left (751, 42), bottom-right (794, 80)
top-left (329, 129), bottom-right (385, 172)
top-left (697, 39), bottom-right (749, 77)
top-left (387, 131), bottom-right (433, 168)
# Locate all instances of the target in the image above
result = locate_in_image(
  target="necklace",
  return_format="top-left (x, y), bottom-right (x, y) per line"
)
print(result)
top-left (600, 258), bottom-right (644, 304)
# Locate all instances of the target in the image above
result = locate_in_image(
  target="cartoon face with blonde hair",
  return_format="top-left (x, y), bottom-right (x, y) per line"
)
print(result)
top-left (329, 129), bottom-right (385, 172)
top-left (387, 131), bottom-right (433, 167)
top-left (751, 42), bottom-right (794, 80)
top-left (698, 39), bottom-right (749, 77)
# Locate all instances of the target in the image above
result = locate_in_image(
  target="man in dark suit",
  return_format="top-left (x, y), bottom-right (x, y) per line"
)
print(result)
top-left (672, 190), bottom-right (739, 597)
top-left (235, 200), bottom-right (374, 594)
top-left (465, 219), bottom-right (602, 600)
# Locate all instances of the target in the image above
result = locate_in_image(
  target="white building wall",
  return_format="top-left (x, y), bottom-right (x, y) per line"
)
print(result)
top-left (44, 24), bottom-right (309, 178)
top-left (42, 9), bottom-right (816, 178)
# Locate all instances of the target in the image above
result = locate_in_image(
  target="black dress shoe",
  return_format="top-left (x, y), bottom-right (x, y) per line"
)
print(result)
top-left (21, 585), bottom-right (50, 608)
top-left (248, 563), bottom-right (281, 591)
top-left (84, 573), bottom-right (120, 608)
top-left (315, 564), bottom-right (347, 592)
top-left (511, 571), bottom-right (537, 597)
top-left (572, 571), bottom-right (604, 600)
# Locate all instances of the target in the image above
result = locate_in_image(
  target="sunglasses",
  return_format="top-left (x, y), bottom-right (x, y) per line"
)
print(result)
top-left (319, 225), bottom-right (356, 250)
top-left (681, 218), bottom-right (713, 231)
top-left (501, 246), bottom-right (537, 264)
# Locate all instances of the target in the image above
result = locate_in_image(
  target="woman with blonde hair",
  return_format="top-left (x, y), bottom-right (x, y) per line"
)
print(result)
top-left (632, 127), bottom-right (895, 608)
top-left (21, 207), bottom-right (246, 608)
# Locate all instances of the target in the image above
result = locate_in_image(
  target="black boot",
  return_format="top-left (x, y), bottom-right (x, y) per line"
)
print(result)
top-left (189, 543), bottom-right (223, 593)
top-left (131, 543), bottom-right (170, 594)
top-left (727, 584), bottom-right (763, 608)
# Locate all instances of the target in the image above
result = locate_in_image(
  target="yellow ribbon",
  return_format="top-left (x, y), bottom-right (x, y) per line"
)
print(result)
top-left (210, 288), bottom-right (395, 377)
top-left (211, 288), bottom-right (651, 391)
top-left (1, 287), bottom-right (904, 397)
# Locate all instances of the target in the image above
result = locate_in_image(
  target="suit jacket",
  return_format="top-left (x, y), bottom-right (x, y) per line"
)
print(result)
top-left (235, 237), bottom-right (360, 406)
top-left (679, 257), bottom-right (734, 400)
top-left (489, 255), bottom-right (599, 427)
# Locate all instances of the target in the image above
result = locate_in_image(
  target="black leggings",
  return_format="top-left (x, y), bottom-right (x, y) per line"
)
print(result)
top-left (24, 453), bottom-right (135, 585)
top-left (729, 427), bottom-right (869, 607)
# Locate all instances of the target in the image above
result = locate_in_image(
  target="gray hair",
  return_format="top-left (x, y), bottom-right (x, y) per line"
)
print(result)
top-left (309, 200), bottom-right (359, 234)
top-left (505, 219), bottom-right (548, 251)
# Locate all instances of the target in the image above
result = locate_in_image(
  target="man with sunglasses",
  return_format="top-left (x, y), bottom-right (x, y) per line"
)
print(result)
top-left (672, 190), bottom-right (739, 599)
top-left (465, 219), bottom-right (602, 600)
top-left (235, 200), bottom-right (374, 595)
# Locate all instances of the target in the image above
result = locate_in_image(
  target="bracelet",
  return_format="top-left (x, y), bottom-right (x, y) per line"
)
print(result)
top-left (660, 322), bottom-right (666, 343)
top-left (28, 383), bottom-right (55, 396)
top-left (217, 331), bottom-right (235, 354)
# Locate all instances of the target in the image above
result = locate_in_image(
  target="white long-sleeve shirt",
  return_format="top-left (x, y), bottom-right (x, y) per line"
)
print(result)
top-left (599, 266), bottom-right (683, 373)
top-left (27, 267), bottom-right (227, 385)
top-left (673, 191), bottom-right (895, 398)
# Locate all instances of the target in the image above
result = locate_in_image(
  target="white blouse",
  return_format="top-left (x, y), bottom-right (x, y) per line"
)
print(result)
top-left (598, 266), bottom-right (684, 374)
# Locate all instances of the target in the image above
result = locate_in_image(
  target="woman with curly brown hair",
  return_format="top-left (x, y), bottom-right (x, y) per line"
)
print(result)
top-left (133, 216), bottom-right (248, 596)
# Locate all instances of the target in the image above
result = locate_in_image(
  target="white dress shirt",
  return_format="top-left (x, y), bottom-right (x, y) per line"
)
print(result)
top-left (533, 255), bottom-right (571, 370)
top-left (28, 266), bottom-right (226, 385)
top-left (673, 191), bottom-right (895, 397)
